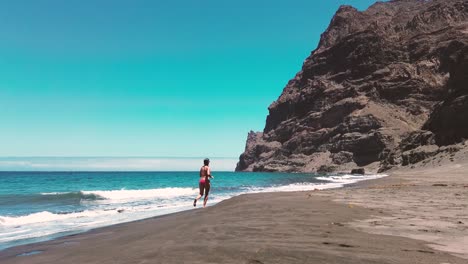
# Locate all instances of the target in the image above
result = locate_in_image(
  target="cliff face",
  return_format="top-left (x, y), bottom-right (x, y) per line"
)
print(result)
top-left (236, 0), bottom-right (468, 173)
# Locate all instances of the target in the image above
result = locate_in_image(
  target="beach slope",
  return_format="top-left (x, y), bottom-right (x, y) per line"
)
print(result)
top-left (1, 164), bottom-right (467, 263)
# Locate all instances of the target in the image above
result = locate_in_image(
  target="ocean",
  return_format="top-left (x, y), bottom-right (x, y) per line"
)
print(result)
top-left (0, 170), bottom-right (385, 250)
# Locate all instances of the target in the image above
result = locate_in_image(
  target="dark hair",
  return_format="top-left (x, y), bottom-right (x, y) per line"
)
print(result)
top-left (203, 158), bottom-right (210, 166)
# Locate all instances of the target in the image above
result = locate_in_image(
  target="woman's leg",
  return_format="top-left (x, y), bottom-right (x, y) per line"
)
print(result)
top-left (203, 182), bottom-right (210, 208)
top-left (194, 182), bottom-right (204, 207)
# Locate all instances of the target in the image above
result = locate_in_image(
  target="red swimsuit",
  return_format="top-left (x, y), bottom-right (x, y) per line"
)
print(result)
top-left (198, 166), bottom-right (210, 195)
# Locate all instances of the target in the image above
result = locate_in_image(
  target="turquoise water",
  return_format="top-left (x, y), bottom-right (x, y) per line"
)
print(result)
top-left (0, 171), bottom-right (384, 250)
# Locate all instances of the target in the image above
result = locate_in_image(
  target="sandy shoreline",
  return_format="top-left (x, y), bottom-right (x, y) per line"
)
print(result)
top-left (1, 164), bottom-right (467, 264)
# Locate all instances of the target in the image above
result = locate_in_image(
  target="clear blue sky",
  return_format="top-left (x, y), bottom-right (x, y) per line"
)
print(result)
top-left (0, 0), bottom-right (378, 158)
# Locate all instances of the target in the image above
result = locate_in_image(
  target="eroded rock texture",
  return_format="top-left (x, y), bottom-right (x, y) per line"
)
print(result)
top-left (236, 0), bottom-right (468, 173)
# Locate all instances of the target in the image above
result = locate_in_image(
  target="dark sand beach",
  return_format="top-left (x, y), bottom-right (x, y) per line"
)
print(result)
top-left (1, 160), bottom-right (467, 264)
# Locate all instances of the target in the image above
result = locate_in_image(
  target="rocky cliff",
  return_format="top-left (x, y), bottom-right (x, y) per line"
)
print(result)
top-left (236, 0), bottom-right (468, 173)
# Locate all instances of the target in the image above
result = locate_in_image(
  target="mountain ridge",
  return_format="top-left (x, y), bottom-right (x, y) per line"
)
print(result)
top-left (236, 0), bottom-right (468, 173)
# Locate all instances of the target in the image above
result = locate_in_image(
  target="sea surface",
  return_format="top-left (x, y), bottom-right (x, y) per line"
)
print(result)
top-left (0, 171), bottom-right (385, 250)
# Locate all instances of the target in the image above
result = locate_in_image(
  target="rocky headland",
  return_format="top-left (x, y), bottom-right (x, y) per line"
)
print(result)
top-left (236, 0), bottom-right (468, 173)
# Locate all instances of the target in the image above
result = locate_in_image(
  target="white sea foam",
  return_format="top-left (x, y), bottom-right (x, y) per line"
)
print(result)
top-left (0, 210), bottom-right (117, 226)
top-left (81, 187), bottom-right (197, 200)
top-left (316, 173), bottom-right (387, 184)
top-left (0, 187), bottom-right (205, 234)
top-left (0, 202), bottom-right (194, 245)
top-left (40, 187), bottom-right (199, 202)
top-left (40, 192), bottom-right (62, 195)
top-left (247, 174), bottom-right (387, 193)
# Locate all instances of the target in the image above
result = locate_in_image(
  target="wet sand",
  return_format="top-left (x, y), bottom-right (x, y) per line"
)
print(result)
top-left (1, 163), bottom-right (467, 264)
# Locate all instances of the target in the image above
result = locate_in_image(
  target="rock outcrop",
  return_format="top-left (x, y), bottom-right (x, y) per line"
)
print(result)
top-left (236, 0), bottom-right (468, 173)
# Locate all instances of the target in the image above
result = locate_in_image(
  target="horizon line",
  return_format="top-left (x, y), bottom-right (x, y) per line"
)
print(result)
top-left (0, 170), bottom-right (238, 173)
top-left (0, 156), bottom-right (239, 159)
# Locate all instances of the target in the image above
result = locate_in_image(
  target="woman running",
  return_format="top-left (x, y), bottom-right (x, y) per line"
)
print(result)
top-left (193, 158), bottom-right (213, 208)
